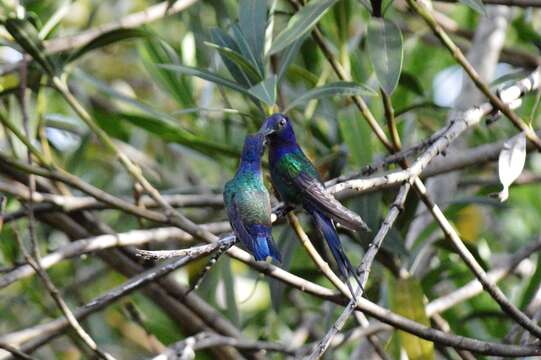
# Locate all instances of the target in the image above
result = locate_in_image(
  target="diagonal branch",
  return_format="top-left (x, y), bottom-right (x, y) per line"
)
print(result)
top-left (407, 0), bottom-right (541, 150)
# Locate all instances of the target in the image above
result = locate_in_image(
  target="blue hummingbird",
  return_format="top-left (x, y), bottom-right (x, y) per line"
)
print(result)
top-left (223, 133), bottom-right (281, 262)
top-left (259, 113), bottom-right (369, 294)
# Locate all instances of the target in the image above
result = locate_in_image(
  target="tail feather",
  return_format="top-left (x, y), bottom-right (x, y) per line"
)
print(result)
top-left (308, 207), bottom-right (363, 298)
top-left (251, 225), bottom-right (281, 262)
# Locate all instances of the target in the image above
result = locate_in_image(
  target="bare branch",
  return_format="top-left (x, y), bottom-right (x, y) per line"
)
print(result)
top-left (0, 222), bottom-right (230, 289)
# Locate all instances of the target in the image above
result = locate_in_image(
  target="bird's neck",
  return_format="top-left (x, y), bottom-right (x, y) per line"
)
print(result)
top-left (237, 159), bottom-right (262, 175)
top-left (269, 138), bottom-right (300, 164)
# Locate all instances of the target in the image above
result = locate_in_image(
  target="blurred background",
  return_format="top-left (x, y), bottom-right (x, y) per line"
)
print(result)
top-left (1, 0), bottom-right (541, 358)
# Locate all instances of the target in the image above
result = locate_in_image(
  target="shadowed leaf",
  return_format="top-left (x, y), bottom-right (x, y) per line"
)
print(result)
top-left (239, 0), bottom-right (266, 74)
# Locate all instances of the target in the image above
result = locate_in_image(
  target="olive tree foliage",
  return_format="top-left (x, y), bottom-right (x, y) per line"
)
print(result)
top-left (1, 0), bottom-right (541, 359)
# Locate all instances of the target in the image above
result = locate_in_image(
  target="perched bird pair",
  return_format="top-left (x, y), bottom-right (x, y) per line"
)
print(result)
top-left (224, 113), bottom-right (369, 294)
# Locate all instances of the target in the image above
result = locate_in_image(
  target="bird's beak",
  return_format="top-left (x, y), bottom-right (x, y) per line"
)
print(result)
top-left (258, 124), bottom-right (275, 137)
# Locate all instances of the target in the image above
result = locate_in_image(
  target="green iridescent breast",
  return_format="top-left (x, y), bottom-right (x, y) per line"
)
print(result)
top-left (224, 171), bottom-right (271, 225)
top-left (271, 150), bottom-right (320, 204)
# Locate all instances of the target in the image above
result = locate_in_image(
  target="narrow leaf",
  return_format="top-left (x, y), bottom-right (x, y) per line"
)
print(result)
top-left (3, 17), bottom-right (54, 75)
top-left (139, 38), bottom-right (194, 107)
top-left (389, 277), bottom-right (435, 360)
top-left (205, 40), bottom-right (262, 84)
top-left (158, 64), bottom-right (259, 102)
top-left (69, 28), bottom-right (148, 62)
top-left (239, 0), bottom-right (266, 72)
top-left (268, 0), bottom-right (338, 55)
top-left (498, 132), bottom-right (526, 202)
top-left (248, 76), bottom-right (277, 106)
top-left (277, 35), bottom-right (305, 81)
top-left (210, 28), bottom-right (256, 87)
top-left (367, 18), bottom-right (403, 95)
top-left (284, 81), bottom-right (375, 112)
top-left (222, 257), bottom-right (240, 325)
top-left (231, 24), bottom-right (265, 77)
top-left (458, 0), bottom-right (487, 16)
top-left (118, 112), bottom-right (240, 158)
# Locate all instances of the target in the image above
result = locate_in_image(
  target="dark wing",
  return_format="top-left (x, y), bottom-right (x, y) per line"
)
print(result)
top-left (294, 171), bottom-right (370, 232)
top-left (226, 194), bottom-right (259, 256)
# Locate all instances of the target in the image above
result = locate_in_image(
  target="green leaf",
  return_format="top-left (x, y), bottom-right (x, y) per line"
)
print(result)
top-left (205, 38), bottom-right (262, 85)
top-left (277, 36), bottom-right (305, 81)
top-left (268, 0), bottom-right (338, 55)
top-left (222, 257), bottom-right (240, 325)
top-left (69, 28), bottom-right (148, 62)
top-left (520, 255), bottom-right (541, 309)
top-left (458, 0), bottom-right (487, 16)
top-left (210, 28), bottom-right (255, 87)
top-left (158, 64), bottom-right (259, 102)
top-left (248, 76), bottom-right (276, 106)
top-left (3, 17), bottom-right (54, 75)
top-left (118, 112), bottom-right (240, 158)
top-left (338, 107), bottom-right (371, 167)
top-left (139, 38), bottom-right (194, 107)
top-left (367, 18), bottom-right (403, 95)
top-left (239, 0), bottom-right (266, 73)
top-left (389, 277), bottom-right (435, 360)
top-left (231, 24), bottom-right (265, 77)
top-left (399, 71), bottom-right (424, 96)
top-left (284, 81), bottom-right (375, 112)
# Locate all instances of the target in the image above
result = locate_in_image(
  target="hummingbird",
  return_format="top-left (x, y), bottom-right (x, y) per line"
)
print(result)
top-left (224, 133), bottom-right (281, 262)
top-left (259, 113), bottom-right (369, 294)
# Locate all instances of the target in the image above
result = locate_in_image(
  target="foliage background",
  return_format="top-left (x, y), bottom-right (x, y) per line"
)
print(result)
top-left (1, 0), bottom-right (541, 359)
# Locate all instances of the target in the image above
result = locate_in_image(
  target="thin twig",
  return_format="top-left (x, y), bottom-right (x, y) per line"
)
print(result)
top-left (0, 342), bottom-right (34, 360)
top-left (0, 222), bottom-right (230, 289)
top-left (407, 0), bottom-right (541, 150)
top-left (16, 58), bottom-right (115, 360)
top-left (154, 332), bottom-right (297, 358)
top-left (135, 235), bottom-right (236, 260)
top-left (309, 182), bottom-right (412, 359)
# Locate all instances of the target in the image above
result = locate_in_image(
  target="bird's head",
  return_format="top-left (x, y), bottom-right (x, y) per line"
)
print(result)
top-left (258, 113), bottom-right (295, 143)
top-left (241, 132), bottom-right (267, 162)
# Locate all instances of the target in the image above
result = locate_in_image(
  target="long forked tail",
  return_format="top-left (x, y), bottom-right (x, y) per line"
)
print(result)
top-left (308, 207), bottom-right (363, 299)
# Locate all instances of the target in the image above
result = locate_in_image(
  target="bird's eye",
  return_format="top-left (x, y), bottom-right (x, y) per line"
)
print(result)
top-left (278, 118), bottom-right (287, 128)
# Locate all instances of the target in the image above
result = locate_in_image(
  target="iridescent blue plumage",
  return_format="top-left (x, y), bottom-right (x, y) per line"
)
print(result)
top-left (223, 133), bottom-right (281, 262)
top-left (260, 113), bottom-right (369, 294)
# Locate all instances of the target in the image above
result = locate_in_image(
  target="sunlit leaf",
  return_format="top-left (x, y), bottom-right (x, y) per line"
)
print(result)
top-left (268, 0), bottom-right (338, 55)
top-left (498, 132), bottom-right (526, 202)
top-left (389, 276), bottom-right (435, 360)
top-left (367, 18), bottom-right (403, 94)
top-left (284, 81), bottom-right (375, 112)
